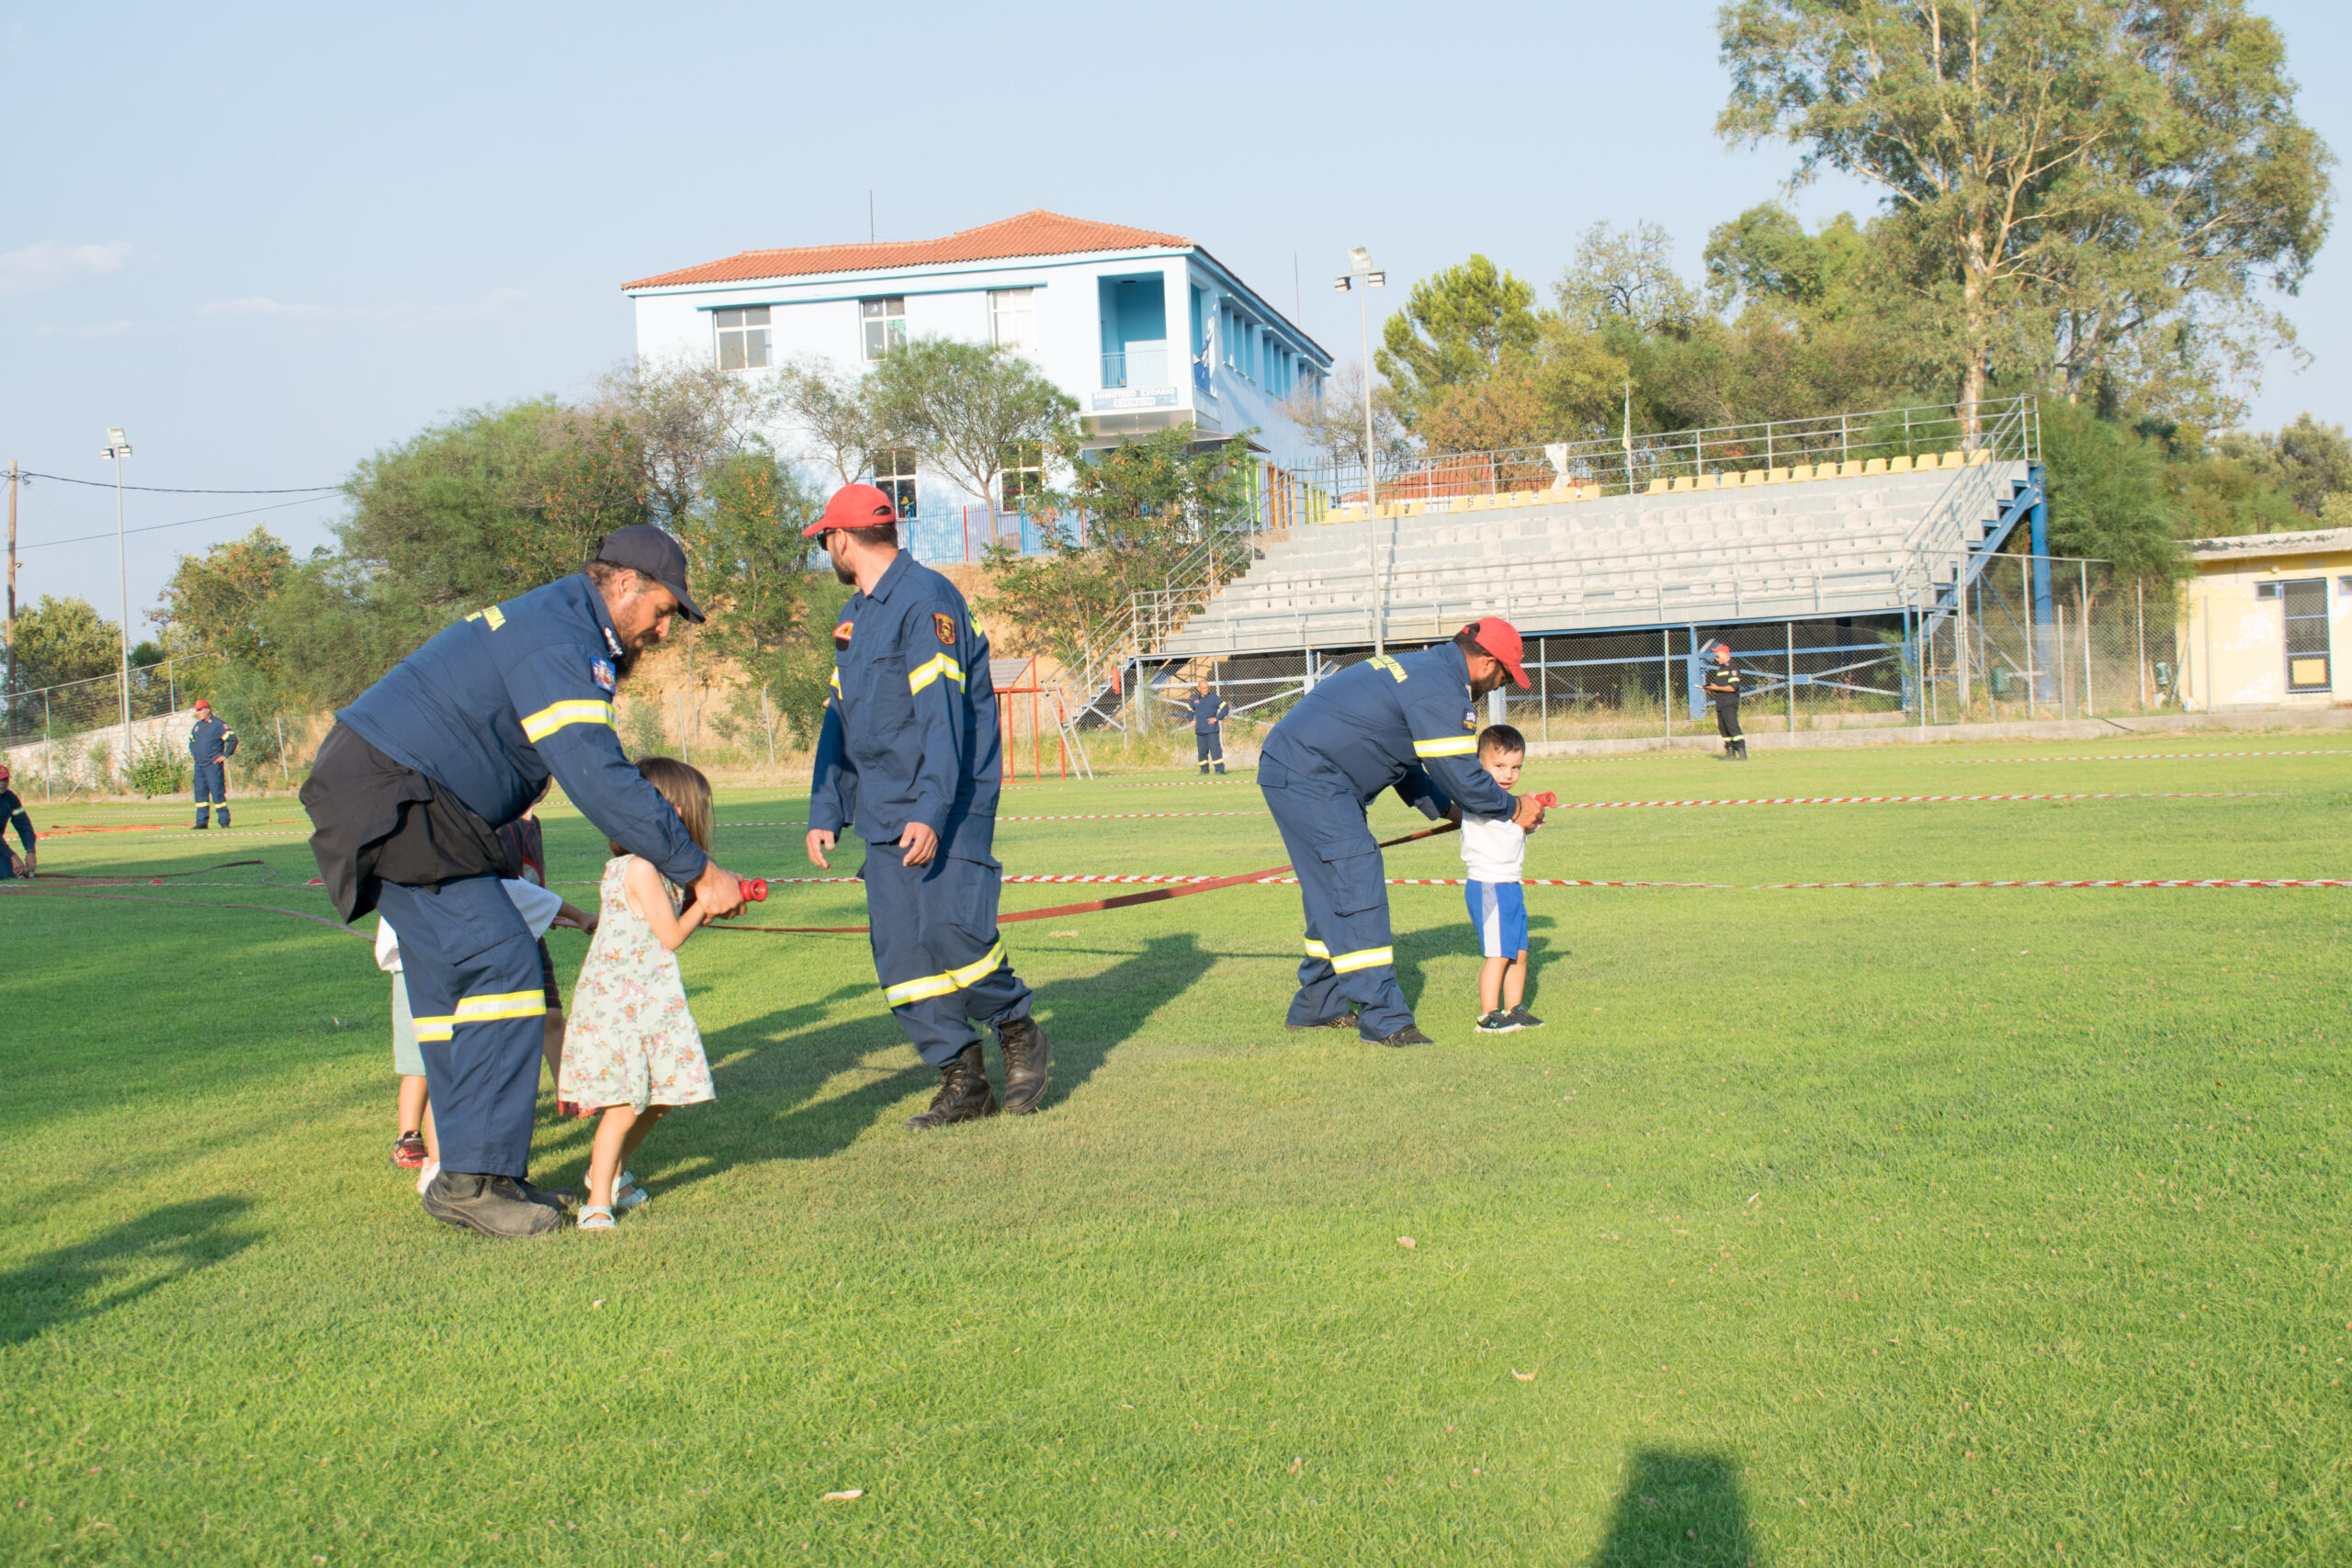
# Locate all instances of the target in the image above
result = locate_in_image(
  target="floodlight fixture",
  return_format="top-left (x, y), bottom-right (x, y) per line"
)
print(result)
top-left (101, 426), bottom-right (134, 775)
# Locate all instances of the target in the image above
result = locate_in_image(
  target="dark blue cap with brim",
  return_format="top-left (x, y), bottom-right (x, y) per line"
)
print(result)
top-left (591, 525), bottom-right (704, 623)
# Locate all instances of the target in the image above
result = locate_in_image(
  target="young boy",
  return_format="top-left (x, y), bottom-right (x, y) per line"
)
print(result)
top-left (1461, 724), bottom-right (1543, 1032)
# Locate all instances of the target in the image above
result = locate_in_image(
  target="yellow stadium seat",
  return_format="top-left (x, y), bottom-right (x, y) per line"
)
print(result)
top-left (1861, 457), bottom-right (1886, 476)
top-left (1670, 476), bottom-right (1694, 493)
top-left (1766, 467), bottom-right (1790, 484)
top-left (1888, 455), bottom-right (1913, 474)
top-left (1788, 464), bottom-right (1812, 481)
top-left (1645, 479), bottom-right (1668, 496)
top-left (1937, 451), bottom-right (1959, 468)
top-left (1966, 448), bottom-right (1990, 466)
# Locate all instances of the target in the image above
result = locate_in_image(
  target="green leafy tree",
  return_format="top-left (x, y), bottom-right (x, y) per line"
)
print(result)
top-left (864, 337), bottom-right (1080, 535)
top-left (153, 526), bottom-right (296, 665)
top-left (1719, 0), bottom-right (2335, 428)
top-left (1374, 255), bottom-right (1543, 427)
top-left (980, 426), bottom-right (1253, 666)
top-left (776, 354), bottom-right (877, 487)
top-left (2038, 399), bottom-right (2183, 588)
top-left (7, 595), bottom-right (120, 692)
top-left (1556, 221), bottom-right (1704, 336)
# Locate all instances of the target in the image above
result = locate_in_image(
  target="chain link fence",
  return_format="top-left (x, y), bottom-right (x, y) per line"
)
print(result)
top-left (2, 653), bottom-right (223, 795)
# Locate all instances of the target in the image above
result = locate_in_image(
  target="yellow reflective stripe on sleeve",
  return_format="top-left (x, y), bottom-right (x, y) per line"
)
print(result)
top-left (462, 606), bottom-right (507, 629)
top-left (1366, 655), bottom-right (1406, 682)
top-left (519, 699), bottom-right (616, 741)
top-left (452, 990), bottom-right (549, 1024)
top-left (1329, 945), bottom-right (1395, 974)
top-left (907, 653), bottom-right (967, 694)
top-left (882, 941), bottom-right (1008, 1007)
top-left (1412, 736), bottom-right (1479, 758)
top-left (1303, 938), bottom-right (1330, 958)
top-left (829, 668), bottom-right (842, 699)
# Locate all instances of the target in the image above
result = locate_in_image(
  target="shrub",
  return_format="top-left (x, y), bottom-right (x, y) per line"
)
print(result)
top-left (126, 735), bottom-right (190, 797)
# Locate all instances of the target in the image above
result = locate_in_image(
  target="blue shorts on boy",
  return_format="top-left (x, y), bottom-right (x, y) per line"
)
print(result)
top-left (1458, 809), bottom-right (1529, 957)
top-left (1464, 879), bottom-right (1529, 958)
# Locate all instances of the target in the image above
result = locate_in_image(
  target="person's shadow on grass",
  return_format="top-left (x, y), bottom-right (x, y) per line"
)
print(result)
top-left (1589, 1448), bottom-right (1762, 1567)
top-left (555, 931), bottom-right (1219, 1196)
top-left (0, 1196), bottom-right (258, 1348)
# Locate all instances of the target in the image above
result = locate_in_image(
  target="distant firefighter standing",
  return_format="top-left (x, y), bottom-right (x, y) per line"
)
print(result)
top-left (1704, 644), bottom-right (1747, 761)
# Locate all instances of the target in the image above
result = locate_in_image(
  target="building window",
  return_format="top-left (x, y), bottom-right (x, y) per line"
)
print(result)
top-left (2338, 575), bottom-right (2352, 595)
top-left (869, 447), bottom-right (918, 519)
top-left (715, 307), bottom-right (770, 370)
top-left (989, 288), bottom-right (1035, 351)
top-left (2256, 581), bottom-right (2282, 600)
top-left (1000, 442), bottom-right (1046, 510)
top-left (862, 298), bottom-right (906, 360)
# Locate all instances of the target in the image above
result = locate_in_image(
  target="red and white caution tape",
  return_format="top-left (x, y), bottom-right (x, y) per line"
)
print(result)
top-left (1754, 876), bottom-right (2352, 890)
top-left (1547, 790), bottom-right (2264, 809)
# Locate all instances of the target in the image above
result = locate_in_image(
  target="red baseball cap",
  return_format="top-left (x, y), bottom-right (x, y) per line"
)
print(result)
top-left (1463, 616), bottom-right (1529, 689)
top-left (802, 483), bottom-right (900, 539)
top-left (193, 698), bottom-right (211, 710)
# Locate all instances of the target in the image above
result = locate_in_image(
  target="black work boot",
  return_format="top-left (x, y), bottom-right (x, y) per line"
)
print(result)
top-left (1373, 1025), bottom-right (1435, 1048)
top-left (217, 807), bottom-right (232, 827)
top-left (514, 1177), bottom-right (575, 1213)
top-left (421, 1171), bottom-right (563, 1238)
top-left (1287, 1011), bottom-right (1360, 1032)
top-left (997, 1016), bottom-right (1052, 1115)
top-left (193, 814), bottom-right (209, 829)
top-left (906, 1043), bottom-right (998, 1131)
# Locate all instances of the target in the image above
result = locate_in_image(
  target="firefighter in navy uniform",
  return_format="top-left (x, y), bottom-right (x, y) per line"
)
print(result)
top-left (804, 484), bottom-right (1051, 1130)
top-left (1186, 679), bottom-right (1230, 773)
top-left (1259, 618), bottom-right (1549, 1046)
top-left (0, 764), bottom-right (34, 878)
top-left (188, 698), bottom-right (235, 829)
top-left (300, 525), bottom-right (747, 1239)
top-left (1704, 643), bottom-right (1747, 760)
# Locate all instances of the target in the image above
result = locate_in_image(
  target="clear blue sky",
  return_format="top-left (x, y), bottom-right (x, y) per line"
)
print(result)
top-left (6, 0), bottom-right (2346, 626)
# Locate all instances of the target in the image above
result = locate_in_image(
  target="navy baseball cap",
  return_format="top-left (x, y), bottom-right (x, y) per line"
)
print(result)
top-left (591, 525), bottom-right (704, 623)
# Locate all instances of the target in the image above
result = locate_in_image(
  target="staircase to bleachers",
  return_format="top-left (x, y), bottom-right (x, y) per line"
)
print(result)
top-left (1161, 453), bottom-right (2035, 659)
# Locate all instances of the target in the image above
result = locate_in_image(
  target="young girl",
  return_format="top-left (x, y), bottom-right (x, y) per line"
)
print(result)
top-left (559, 757), bottom-right (718, 1231)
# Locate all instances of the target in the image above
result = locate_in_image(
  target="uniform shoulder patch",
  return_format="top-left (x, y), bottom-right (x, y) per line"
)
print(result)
top-left (1464, 707), bottom-right (1477, 731)
top-left (933, 611), bottom-right (956, 646)
top-left (833, 619), bottom-right (854, 649)
top-left (591, 658), bottom-right (616, 694)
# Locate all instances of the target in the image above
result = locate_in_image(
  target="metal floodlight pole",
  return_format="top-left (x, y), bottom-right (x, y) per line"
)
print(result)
top-left (102, 428), bottom-right (132, 783)
top-left (1338, 248), bottom-right (1387, 654)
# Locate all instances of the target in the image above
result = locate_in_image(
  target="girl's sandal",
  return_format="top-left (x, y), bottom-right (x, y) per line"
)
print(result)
top-left (577, 1205), bottom-right (616, 1231)
top-left (614, 1172), bottom-right (649, 1212)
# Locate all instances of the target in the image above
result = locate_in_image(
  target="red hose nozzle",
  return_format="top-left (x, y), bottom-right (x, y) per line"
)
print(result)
top-left (1532, 792), bottom-right (1558, 808)
top-left (742, 878), bottom-right (769, 902)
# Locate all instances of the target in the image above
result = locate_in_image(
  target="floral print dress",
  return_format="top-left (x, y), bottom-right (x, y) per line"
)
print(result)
top-left (558, 855), bottom-right (714, 1114)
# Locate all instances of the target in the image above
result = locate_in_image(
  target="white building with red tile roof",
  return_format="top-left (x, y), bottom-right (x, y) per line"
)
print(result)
top-left (624, 209), bottom-right (1331, 559)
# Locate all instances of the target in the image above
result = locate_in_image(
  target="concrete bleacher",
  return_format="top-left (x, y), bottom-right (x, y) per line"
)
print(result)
top-left (1161, 455), bottom-right (2030, 657)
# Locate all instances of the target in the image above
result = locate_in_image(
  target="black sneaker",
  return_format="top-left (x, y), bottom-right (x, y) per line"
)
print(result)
top-left (1286, 1011), bottom-right (1360, 1032)
top-left (1506, 1006), bottom-right (1545, 1030)
top-left (1474, 1010), bottom-right (1518, 1033)
top-left (421, 1171), bottom-right (562, 1238)
top-left (1372, 1025), bottom-right (1434, 1048)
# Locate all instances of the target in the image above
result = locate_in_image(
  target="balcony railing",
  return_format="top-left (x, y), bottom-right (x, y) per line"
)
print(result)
top-left (1101, 345), bottom-right (1170, 389)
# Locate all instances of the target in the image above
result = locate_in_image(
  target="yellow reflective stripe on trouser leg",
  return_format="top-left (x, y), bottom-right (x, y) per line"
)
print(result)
top-left (1411, 735), bottom-right (1479, 759)
top-left (1303, 938), bottom-right (1330, 958)
top-left (1329, 945), bottom-right (1395, 974)
top-left (883, 941), bottom-right (1008, 1007)
top-left (451, 990), bottom-right (549, 1025)
top-left (519, 699), bottom-right (616, 741)
top-left (412, 1014), bottom-right (456, 1042)
top-left (908, 653), bottom-right (966, 694)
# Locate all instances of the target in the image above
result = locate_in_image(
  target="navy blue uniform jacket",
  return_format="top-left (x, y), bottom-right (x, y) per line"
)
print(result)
top-left (808, 552), bottom-right (1003, 860)
top-left (1186, 690), bottom-right (1228, 732)
top-left (188, 716), bottom-right (229, 765)
top-left (339, 573), bottom-right (707, 886)
top-left (1260, 644), bottom-right (1516, 820)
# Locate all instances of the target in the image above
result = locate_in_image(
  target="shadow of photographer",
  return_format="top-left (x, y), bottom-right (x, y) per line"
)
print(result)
top-left (0, 1195), bottom-right (260, 1348)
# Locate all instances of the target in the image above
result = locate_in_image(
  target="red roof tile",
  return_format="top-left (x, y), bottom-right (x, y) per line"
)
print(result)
top-left (624, 209), bottom-right (1195, 290)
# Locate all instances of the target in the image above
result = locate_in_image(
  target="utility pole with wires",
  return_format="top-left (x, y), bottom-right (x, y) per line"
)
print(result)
top-left (6, 459), bottom-right (17, 715)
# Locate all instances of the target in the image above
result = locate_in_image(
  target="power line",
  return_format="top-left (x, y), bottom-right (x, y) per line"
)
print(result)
top-left (13, 492), bottom-right (337, 552)
top-left (20, 470), bottom-right (341, 496)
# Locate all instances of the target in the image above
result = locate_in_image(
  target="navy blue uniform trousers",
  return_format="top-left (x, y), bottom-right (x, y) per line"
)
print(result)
top-left (193, 761), bottom-right (227, 822)
top-left (862, 840), bottom-right (1032, 1067)
top-left (1194, 729), bottom-right (1224, 771)
top-left (1261, 782), bottom-right (1412, 1040)
top-left (373, 875), bottom-right (548, 1178)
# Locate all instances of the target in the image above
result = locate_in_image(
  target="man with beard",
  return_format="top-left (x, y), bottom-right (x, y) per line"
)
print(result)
top-left (301, 525), bottom-right (747, 1238)
top-left (1258, 619), bottom-right (1548, 1046)
top-left (803, 484), bottom-right (1050, 1129)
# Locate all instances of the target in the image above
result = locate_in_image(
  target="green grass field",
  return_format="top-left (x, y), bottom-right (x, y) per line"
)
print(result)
top-left (3, 736), bottom-right (2347, 1564)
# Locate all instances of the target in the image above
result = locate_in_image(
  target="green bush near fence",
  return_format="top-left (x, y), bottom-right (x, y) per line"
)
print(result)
top-left (124, 735), bottom-right (190, 798)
